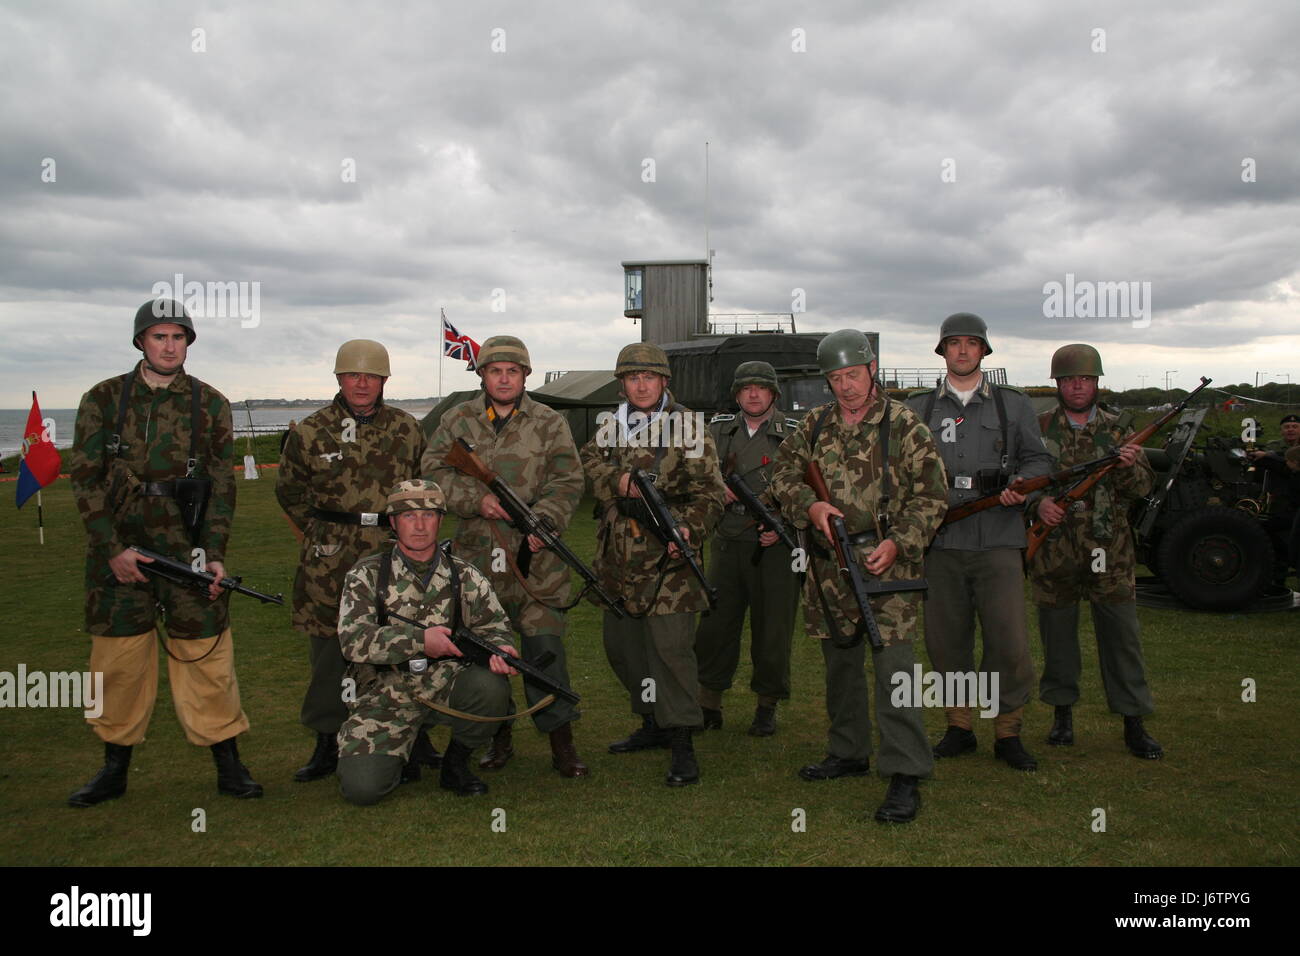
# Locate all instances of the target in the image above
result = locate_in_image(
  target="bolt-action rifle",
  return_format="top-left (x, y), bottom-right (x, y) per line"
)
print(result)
top-left (125, 545), bottom-right (284, 605)
top-left (444, 437), bottom-right (624, 618)
top-left (1025, 376), bottom-right (1212, 561)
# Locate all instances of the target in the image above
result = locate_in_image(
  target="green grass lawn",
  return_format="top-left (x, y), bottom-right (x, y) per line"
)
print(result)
top-left (1, 444), bottom-right (1295, 867)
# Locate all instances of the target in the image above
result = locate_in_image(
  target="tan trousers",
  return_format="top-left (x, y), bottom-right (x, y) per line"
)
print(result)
top-left (87, 628), bottom-right (250, 747)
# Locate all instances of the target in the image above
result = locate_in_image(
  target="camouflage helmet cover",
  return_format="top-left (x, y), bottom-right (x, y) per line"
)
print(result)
top-left (477, 335), bottom-right (532, 373)
top-left (615, 342), bottom-right (671, 378)
top-left (732, 360), bottom-right (781, 397)
top-left (817, 329), bottom-right (876, 375)
top-left (133, 298), bottom-right (196, 349)
top-left (1050, 344), bottom-right (1105, 378)
top-left (386, 478), bottom-right (447, 515)
top-left (935, 312), bottom-right (992, 355)
top-left (334, 339), bottom-right (392, 377)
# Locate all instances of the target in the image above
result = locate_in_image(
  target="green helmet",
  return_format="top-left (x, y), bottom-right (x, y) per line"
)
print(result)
top-left (615, 342), bottom-right (671, 378)
top-left (732, 360), bottom-right (780, 397)
top-left (1050, 344), bottom-right (1104, 378)
top-left (477, 335), bottom-right (532, 373)
top-left (133, 298), bottom-right (196, 350)
top-left (334, 339), bottom-right (391, 377)
top-left (817, 329), bottom-right (875, 375)
top-left (386, 478), bottom-right (446, 515)
top-left (934, 312), bottom-right (991, 355)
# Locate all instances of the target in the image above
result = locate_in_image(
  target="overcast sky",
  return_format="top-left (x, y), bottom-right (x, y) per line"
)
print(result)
top-left (2, 0), bottom-right (1297, 408)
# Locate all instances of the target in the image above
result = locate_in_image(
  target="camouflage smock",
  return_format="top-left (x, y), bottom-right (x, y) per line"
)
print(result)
top-left (770, 398), bottom-right (948, 646)
top-left (336, 546), bottom-right (513, 757)
top-left (422, 391), bottom-right (583, 637)
top-left (276, 395), bottom-right (427, 640)
top-left (1028, 404), bottom-right (1154, 606)
top-left (68, 363), bottom-right (235, 638)
top-left (580, 394), bottom-right (726, 616)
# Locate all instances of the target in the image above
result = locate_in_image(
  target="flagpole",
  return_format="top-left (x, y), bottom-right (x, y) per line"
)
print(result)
top-left (438, 308), bottom-right (445, 403)
top-left (37, 490), bottom-right (44, 545)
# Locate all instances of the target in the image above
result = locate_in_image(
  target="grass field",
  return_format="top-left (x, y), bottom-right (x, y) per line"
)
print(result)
top-left (1, 434), bottom-right (1296, 867)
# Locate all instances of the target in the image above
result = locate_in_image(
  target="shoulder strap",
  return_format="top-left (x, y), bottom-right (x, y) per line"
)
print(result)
top-left (808, 403), bottom-right (836, 450)
top-left (877, 397), bottom-right (892, 537)
top-left (110, 370), bottom-right (136, 458)
top-left (375, 551), bottom-right (391, 626)
top-left (188, 377), bottom-right (202, 476)
top-left (441, 540), bottom-right (464, 631)
top-left (991, 384), bottom-right (1010, 472)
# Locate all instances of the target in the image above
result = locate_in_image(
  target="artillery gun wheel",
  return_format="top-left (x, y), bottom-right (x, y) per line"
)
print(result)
top-left (1155, 507), bottom-right (1274, 611)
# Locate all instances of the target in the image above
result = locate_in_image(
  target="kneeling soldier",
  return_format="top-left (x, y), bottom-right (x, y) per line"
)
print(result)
top-left (336, 480), bottom-right (518, 805)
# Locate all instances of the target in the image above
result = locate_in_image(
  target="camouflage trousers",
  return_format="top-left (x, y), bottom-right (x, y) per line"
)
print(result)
top-left (84, 546), bottom-right (230, 639)
top-left (337, 664), bottom-right (509, 806)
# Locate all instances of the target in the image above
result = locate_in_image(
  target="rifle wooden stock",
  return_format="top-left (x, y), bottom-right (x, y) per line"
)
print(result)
top-left (1024, 376), bottom-right (1212, 561)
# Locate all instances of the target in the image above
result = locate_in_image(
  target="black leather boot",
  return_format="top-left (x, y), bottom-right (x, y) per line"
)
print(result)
top-left (411, 730), bottom-right (442, 768)
top-left (293, 732), bottom-right (338, 782)
top-left (665, 728), bottom-right (699, 787)
top-left (212, 737), bottom-right (263, 798)
top-left (798, 754), bottom-right (870, 781)
top-left (932, 726), bottom-right (977, 758)
top-left (747, 704), bottom-right (777, 737)
top-left (479, 723), bottom-right (514, 770)
top-left (700, 707), bottom-right (723, 730)
top-left (608, 714), bottom-right (672, 753)
top-left (874, 774), bottom-right (921, 823)
top-left (440, 739), bottom-right (489, 796)
top-left (1047, 705), bottom-right (1074, 746)
top-left (68, 742), bottom-right (132, 808)
top-left (993, 736), bottom-right (1039, 772)
top-left (1123, 716), bottom-right (1164, 759)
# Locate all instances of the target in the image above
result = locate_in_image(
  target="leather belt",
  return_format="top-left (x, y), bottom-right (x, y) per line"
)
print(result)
top-left (142, 481), bottom-right (177, 496)
top-left (310, 507), bottom-right (390, 528)
top-left (370, 657), bottom-right (438, 674)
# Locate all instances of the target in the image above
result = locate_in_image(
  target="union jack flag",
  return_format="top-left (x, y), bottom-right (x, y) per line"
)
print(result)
top-left (442, 310), bottom-right (480, 371)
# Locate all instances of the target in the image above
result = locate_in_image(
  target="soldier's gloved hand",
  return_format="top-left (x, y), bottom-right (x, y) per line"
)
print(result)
top-left (205, 562), bottom-right (227, 601)
top-left (808, 501), bottom-right (843, 541)
top-left (423, 626), bottom-right (461, 659)
top-left (489, 646), bottom-right (520, 677)
top-left (1116, 443), bottom-right (1142, 468)
top-left (109, 548), bottom-right (153, 585)
top-left (480, 493), bottom-right (510, 520)
top-left (667, 527), bottom-right (691, 559)
top-left (1037, 497), bottom-right (1066, 526)
top-left (865, 539), bottom-right (897, 575)
top-left (758, 530), bottom-right (779, 547)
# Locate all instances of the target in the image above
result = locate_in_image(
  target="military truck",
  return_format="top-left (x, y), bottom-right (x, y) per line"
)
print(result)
top-left (1133, 407), bottom-right (1289, 611)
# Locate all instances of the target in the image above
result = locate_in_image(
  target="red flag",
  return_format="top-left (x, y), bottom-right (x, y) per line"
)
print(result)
top-left (16, 391), bottom-right (61, 508)
top-left (442, 311), bottom-right (481, 371)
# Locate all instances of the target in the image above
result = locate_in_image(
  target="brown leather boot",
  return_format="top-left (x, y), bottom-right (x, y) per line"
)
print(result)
top-left (549, 723), bottom-right (590, 778)
top-left (479, 723), bottom-right (514, 770)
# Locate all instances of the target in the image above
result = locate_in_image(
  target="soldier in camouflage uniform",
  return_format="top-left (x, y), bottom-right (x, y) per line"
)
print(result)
top-left (336, 479), bottom-right (518, 804)
top-left (694, 361), bottom-right (801, 736)
top-left (423, 335), bottom-right (589, 777)
top-left (277, 340), bottom-right (429, 783)
top-left (1028, 344), bottom-right (1163, 759)
top-left (67, 298), bottom-right (261, 807)
top-left (580, 343), bottom-right (726, 786)
top-left (771, 330), bottom-right (947, 823)
top-left (905, 313), bottom-right (1053, 772)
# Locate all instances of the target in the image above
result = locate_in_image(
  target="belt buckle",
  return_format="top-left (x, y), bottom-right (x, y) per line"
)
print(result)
top-left (1070, 500), bottom-right (1087, 513)
top-left (408, 658), bottom-right (428, 674)
top-left (360, 512), bottom-right (380, 526)
top-left (954, 475), bottom-right (973, 490)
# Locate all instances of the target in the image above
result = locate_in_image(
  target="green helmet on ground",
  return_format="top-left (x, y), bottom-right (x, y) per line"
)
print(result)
top-left (334, 339), bottom-right (391, 377)
top-left (935, 312), bottom-right (992, 355)
top-left (1050, 344), bottom-right (1105, 378)
top-left (817, 329), bottom-right (875, 375)
top-left (731, 360), bottom-right (781, 397)
top-left (615, 342), bottom-right (671, 378)
top-left (133, 298), bottom-right (196, 350)
top-left (386, 478), bottom-right (446, 515)
top-left (477, 335), bottom-right (532, 373)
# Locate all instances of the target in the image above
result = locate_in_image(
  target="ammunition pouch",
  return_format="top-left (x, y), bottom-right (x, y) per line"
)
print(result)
top-left (975, 468), bottom-right (1006, 495)
top-left (173, 477), bottom-right (213, 545)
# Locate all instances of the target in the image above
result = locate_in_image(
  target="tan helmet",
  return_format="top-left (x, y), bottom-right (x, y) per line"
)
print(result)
top-left (615, 342), bottom-right (671, 378)
top-left (1050, 344), bottom-right (1104, 378)
top-left (334, 339), bottom-right (391, 377)
top-left (385, 478), bottom-right (446, 515)
top-left (732, 360), bottom-right (781, 397)
top-left (476, 335), bottom-right (532, 373)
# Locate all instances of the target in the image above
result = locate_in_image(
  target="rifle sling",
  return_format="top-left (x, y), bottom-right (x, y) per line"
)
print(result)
top-left (486, 519), bottom-right (589, 614)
